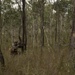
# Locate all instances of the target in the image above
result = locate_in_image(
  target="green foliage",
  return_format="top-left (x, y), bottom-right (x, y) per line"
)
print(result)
top-left (53, 0), bottom-right (72, 13)
top-left (4, 9), bottom-right (21, 27)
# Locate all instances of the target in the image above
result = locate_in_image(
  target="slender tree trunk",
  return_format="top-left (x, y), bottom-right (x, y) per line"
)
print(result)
top-left (55, 0), bottom-right (60, 49)
top-left (38, 0), bottom-right (45, 75)
top-left (58, 13), bottom-right (61, 48)
top-left (39, 0), bottom-right (45, 48)
top-left (22, 0), bottom-right (27, 51)
top-left (0, 0), bottom-right (5, 68)
top-left (55, 13), bottom-right (58, 45)
top-left (69, 0), bottom-right (75, 72)
top-left (32, 13), bottom-right (38, 48)
top-left (70, 0), bottom-right (75, 49)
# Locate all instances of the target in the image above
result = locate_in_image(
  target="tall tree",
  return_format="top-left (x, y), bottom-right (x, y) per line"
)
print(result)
top-left (22, 0), bottom-right (27, 51)
top-left (70, 0), bottom-right (75, 49)
top-left (39, 0), bottom-right (45, 48)
top-left (69, 0), bottom-right (75, 73)
top-left (0, 0), bottom-right (5, 67)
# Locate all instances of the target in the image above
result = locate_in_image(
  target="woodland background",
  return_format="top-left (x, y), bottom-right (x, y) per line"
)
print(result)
top-left (0, 0), bottom-right (75, 75)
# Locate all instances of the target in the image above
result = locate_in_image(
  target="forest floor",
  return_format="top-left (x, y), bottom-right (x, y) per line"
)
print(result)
top-left (0, 46), bottom-right (74, 75)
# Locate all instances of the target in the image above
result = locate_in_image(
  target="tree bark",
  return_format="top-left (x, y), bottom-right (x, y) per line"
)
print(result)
top-left (55, 0), bottom-right (61, 49)
top-left (39, 0), bottom-right (45, 48)
top-left (0, 0), bottom-right (5, 67)
top-left (22, 0), bottom-right (27, 51)
top-left (70, 0), bottom-right (75, 49)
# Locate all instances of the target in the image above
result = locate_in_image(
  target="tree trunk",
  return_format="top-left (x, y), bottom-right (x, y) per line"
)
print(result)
top-left (38, 0), bottom-right (45, 75)
top-left (39, 0), bottom-right (45, 48)
top-left (22, 0), bottom-right (27, 51)
top-left (70, 1), bottom-right (75, 49)
top-left (0, 0), bottom-right (5, 67)
top-left (55, 0), bottom-right (61, 49)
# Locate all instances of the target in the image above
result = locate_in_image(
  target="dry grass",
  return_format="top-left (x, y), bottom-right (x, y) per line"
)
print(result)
top-left (0, 45), bottom-right (74, 75)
